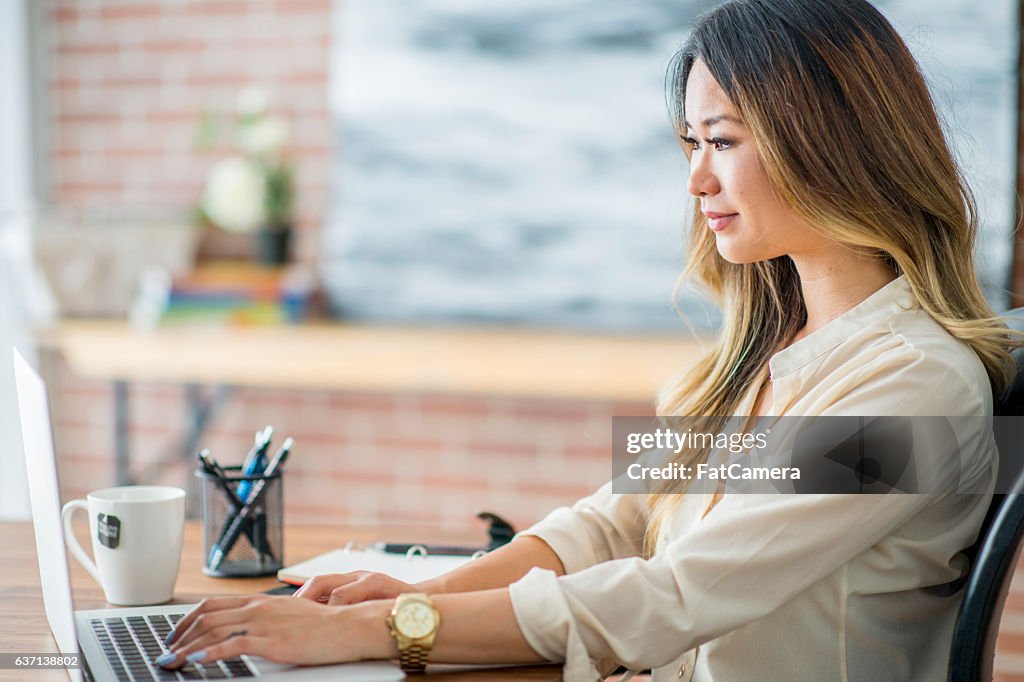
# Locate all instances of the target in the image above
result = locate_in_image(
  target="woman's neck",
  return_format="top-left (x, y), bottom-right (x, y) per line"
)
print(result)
top-left (789, 249), bottom-right (898, 339)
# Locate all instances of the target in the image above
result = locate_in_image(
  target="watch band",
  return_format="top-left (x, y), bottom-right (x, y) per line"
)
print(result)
top-left (399, 643), bottom-right (429, 673)
top-left (388, 594), bottom-right (440, 674)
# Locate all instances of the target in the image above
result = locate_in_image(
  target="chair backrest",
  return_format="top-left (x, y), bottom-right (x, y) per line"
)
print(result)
top-left (996, 309), bottom-right (1024, 417)
top-left (947, 308), bottom-right (1024, 681)
top-left (948, 472), bottom-right (1024, 681)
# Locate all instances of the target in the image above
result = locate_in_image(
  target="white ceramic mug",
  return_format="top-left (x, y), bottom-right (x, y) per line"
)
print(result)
top-left (61, 486), bottom-right (186, 606)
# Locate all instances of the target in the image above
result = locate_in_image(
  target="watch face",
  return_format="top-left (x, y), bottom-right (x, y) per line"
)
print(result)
top-left (395, 601), bottom-right (437, 639)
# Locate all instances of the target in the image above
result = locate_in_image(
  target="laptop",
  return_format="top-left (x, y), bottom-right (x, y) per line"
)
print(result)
top-left (14, 349), bottom-right (405, 682)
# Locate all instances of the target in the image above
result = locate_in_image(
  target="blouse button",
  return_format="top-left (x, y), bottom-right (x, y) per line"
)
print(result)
top-left (678, 647), bottom-right (697, 681)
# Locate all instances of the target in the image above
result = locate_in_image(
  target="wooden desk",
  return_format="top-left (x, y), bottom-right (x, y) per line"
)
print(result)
top-left (41, 320), bottom-right (703, 402)
top-left (39, 320), bottom-right (706, 486)
top-left (1, 521), bottom-right (560, 681)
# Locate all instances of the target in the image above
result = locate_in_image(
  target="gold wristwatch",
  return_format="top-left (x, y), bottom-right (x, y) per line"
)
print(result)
top-left (386, 593), bottom-right (441, 673)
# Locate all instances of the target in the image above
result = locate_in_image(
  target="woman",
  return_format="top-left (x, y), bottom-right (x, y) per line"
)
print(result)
top-left (159, 0), bottom-right (1018, 679)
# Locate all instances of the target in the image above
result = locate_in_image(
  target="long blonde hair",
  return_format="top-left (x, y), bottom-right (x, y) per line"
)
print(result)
top-left (645, 0), bottom-right (1019, 552)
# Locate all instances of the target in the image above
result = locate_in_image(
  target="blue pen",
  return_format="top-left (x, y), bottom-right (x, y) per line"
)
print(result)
top-left (236, 426), bottom-right (273, 502)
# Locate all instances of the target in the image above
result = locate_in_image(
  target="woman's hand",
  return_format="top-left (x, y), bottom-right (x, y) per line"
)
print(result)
top-left (158, 595), bottom-right (393, 670)
top-left (294, 571), bottom-right (424, 605)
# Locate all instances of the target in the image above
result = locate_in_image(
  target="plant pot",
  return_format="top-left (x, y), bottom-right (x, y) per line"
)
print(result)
top-left (255, 224), bottom-right (291, 265)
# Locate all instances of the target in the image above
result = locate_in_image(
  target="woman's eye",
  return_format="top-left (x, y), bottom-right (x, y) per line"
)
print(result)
top-left (680, 136), bottom-right (732, 152)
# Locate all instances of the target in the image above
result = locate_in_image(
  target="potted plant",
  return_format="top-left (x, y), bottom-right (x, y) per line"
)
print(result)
top-left (198, 86), bottom-right (294, 265)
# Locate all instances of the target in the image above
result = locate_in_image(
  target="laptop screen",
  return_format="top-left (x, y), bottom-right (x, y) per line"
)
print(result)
top-left (13, 348), bottom-right (84, 680)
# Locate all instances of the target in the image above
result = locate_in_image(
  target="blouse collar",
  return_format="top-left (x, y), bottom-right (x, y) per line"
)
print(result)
top-left (768, 275), bottom-right (916, 380)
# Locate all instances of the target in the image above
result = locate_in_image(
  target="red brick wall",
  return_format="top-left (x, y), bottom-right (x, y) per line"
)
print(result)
top-left (46, 0), bottom-right (330, 260)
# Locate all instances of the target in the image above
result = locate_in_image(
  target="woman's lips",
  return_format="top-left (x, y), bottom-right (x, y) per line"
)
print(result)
top-left (706, 213), bottom-right (738, 231)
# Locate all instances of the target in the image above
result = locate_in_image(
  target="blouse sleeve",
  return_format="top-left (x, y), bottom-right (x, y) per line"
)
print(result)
top-left (516, 479), bottom-right (649, 575)
top-left (507, 341), bottom-right (996, 680)
top-left (509, 491), bottom-right (977, 679)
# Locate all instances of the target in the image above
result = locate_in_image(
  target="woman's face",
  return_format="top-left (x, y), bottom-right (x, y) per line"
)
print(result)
top-left (683, 60), bottom-right (827, 264)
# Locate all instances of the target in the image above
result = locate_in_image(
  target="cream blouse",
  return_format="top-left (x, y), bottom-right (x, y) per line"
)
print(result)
top-left (508, 276), bottom-right (997, 681)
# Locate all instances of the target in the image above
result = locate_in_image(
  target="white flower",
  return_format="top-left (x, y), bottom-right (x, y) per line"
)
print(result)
top-left (202, 156), bottom-right (267, 233)
top-left (236, 116), bottom-right (290, 157)
top-left (236, 85), bottom-right (270, 118)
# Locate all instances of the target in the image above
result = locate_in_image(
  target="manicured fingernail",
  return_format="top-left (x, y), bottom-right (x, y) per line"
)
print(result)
top-left (186, 650), bottom-right (207, 663)
top-left (155, 652), bottom-right (176, 666)
top-left (164, 629), bottom-right (176, 646)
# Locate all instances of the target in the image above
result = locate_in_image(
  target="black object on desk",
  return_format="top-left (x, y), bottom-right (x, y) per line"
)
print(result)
top-left (197, 465), bottom-right (284, 577)
top-left (376, 511), bottom-right (518, 556)
top-left (208, 438), bottom-right (292, 572)
top-left (196, 437), bottom-right (290, 578)
top-left (478, 511), bottom-right (517, 550)
top-left (264, 584), bottom-right (299, 596)
top-left (196, 450), bottom-right (267, 561)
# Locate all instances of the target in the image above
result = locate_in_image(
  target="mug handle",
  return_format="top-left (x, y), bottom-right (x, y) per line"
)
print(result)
top-left (61, 499), bottom-right (103, 586)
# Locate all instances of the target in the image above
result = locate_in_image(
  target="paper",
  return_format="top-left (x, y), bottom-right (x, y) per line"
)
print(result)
top-left (277, 548), bottom-right (471, 586)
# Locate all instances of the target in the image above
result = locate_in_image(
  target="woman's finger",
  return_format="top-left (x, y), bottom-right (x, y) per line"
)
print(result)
top-left (161, 623), bottom-right (258, 669)
top-left (162, 634), bottom-right (270, 670)
top-left (294, 572), bottom-right (362, 602)
top-left (167, 596), bottom-right (261, 647)
top-left (327, 572), bottom-right (406, 606)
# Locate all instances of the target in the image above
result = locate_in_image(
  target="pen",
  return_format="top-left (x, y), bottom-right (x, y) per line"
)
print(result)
top-left (374, 542), bottom-right (483, 556)
top-left (209, 438), bottom-right (293, 571)
top-left (197, 450), bottom-right (241, 512)
top-left (236, 426), bottom-right (273, 502)
top-left (256, 437), bottom-right (292, 563)
top-left (250, 437), bottom-right (290, 572)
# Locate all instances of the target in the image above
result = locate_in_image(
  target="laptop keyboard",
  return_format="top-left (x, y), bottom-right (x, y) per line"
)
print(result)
top-left (89, 613), bottom-right (255, 681)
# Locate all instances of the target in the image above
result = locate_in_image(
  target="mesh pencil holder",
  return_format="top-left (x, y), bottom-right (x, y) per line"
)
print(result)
top-left (195, 466), bottom-right (284, 577)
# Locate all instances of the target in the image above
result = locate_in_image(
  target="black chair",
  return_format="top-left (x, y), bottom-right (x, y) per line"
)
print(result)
top-left (948, 308), bottom-right (1024, 681)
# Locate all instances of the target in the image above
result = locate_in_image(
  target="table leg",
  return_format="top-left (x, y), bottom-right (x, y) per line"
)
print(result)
top-left (183, 384), bottom-right (233, 460)
top-left (114, 379), bottom-right (132, 485)
top-left (183, 384), bottom-right (233, 518)
top-left (112, 381), bottom-right (233, 493)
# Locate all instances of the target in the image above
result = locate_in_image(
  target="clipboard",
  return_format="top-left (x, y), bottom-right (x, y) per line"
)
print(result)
top-left (277, 543), bottom-right (475, 586)
top-left (278, 512), bottom-right (516, 585)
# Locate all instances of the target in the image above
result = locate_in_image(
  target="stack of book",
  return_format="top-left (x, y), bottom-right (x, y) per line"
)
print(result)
top-left (132, 262), bottom-right (319, 328)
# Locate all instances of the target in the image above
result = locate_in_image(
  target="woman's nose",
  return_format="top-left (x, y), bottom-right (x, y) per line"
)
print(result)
top-left (686, 151), bottom-right (720, 197)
